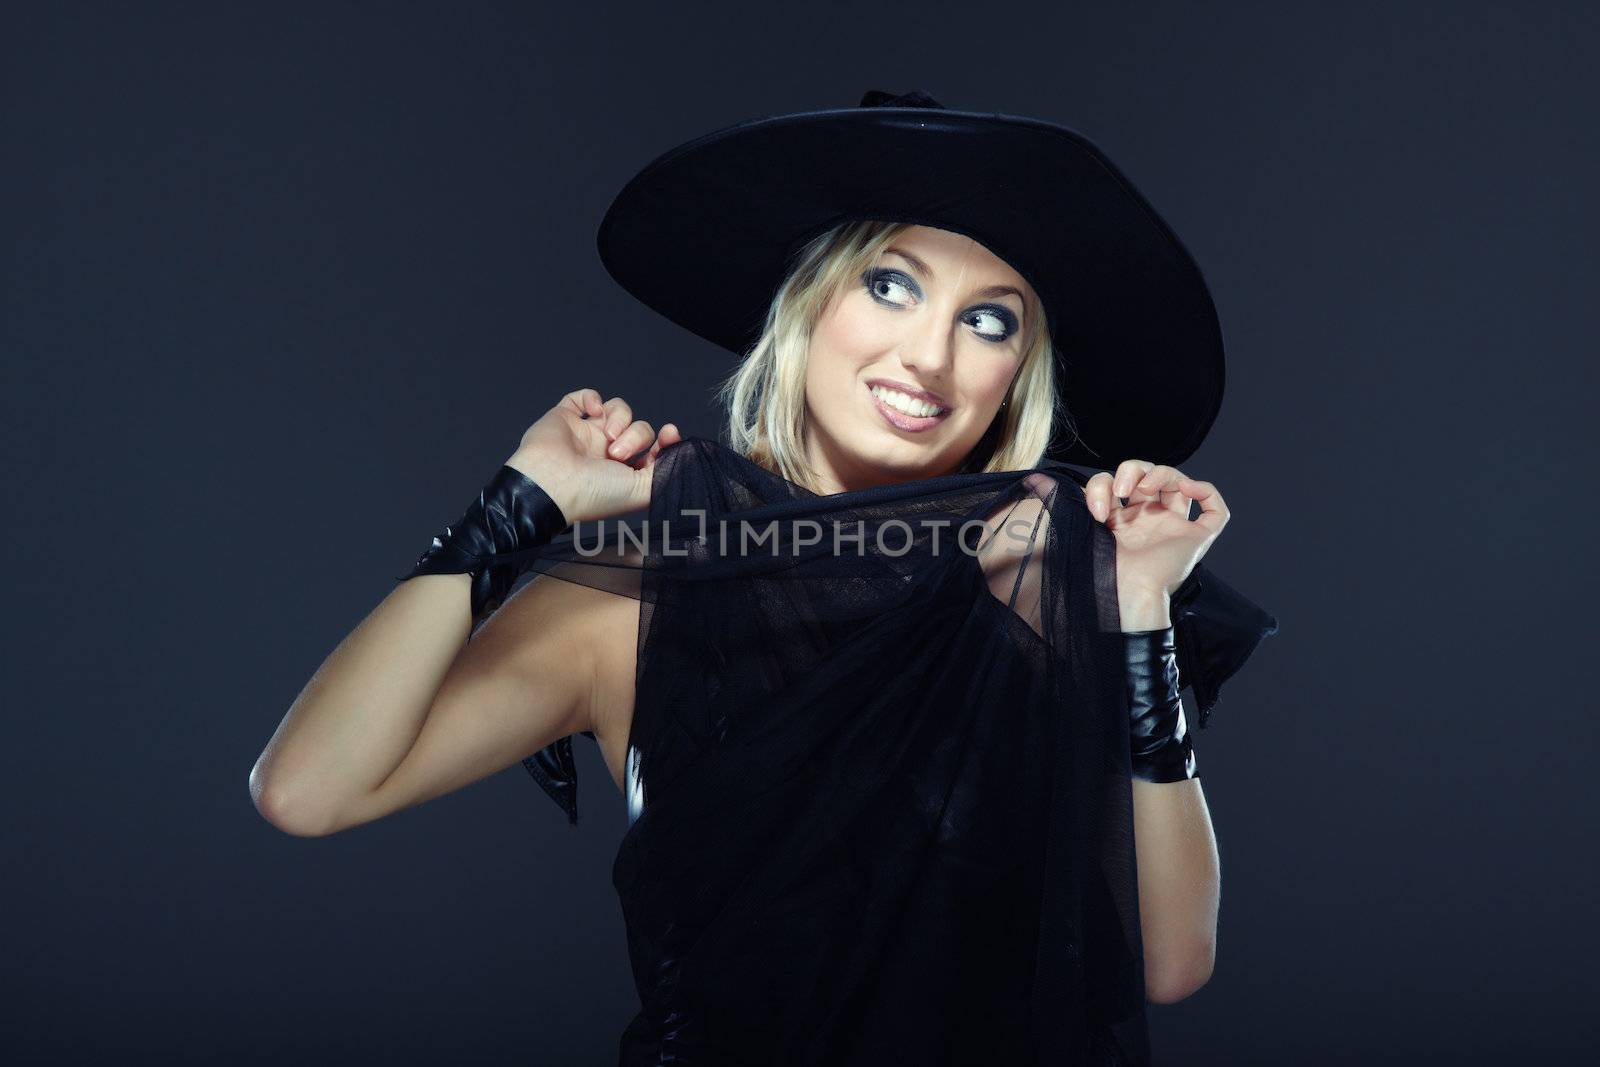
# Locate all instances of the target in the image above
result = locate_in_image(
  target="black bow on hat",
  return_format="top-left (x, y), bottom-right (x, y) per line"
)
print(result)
top-left (857, 88), bottom-right (945, 109)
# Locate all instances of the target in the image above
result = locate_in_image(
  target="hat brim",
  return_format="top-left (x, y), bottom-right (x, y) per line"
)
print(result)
top-left (596, 104), bottom-right (1225, 468)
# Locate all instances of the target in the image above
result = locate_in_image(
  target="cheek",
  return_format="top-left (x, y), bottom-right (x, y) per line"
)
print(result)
top-left (810, 303), bottom-right (881, 384)
top-left (961, 355), bottom-right (1022, 407)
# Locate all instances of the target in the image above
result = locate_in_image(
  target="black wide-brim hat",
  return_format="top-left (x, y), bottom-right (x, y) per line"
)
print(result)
top-left (596, 89), bottom-right (1226, 469)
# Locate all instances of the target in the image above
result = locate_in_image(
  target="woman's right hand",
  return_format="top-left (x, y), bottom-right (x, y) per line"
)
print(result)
top-left (504, 388), bottom-right (682, 525)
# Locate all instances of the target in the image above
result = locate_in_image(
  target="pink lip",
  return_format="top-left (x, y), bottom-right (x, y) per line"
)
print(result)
top-left (867, 382), bottom-right (952, 433)
top-left (865, 378), bottom-right (953, 410)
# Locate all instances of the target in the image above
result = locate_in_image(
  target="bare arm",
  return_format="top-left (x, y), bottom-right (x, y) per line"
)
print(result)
top-left (1133, 777), bottom-right (1219, 1004)
top-left (248, 389), bottom-right (679, 837)
top-left (973, 480), bottom-right (1220, 1002)
top-left (1121, 588), bottom-right (1221, 1005)
top-left (248, 566), bottom-right (606, 837)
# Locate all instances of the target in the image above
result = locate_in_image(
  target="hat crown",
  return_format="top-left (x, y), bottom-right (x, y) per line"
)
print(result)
top-left (857, 88), bottom-right (946, 110)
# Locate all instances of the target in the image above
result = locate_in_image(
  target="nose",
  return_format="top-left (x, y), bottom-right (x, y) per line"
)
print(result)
top-left (898, 305), bottom-right (957, 382)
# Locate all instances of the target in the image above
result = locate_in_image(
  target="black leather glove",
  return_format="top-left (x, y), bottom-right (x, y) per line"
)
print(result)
top-left (1124, 626), bottom-right (1198, 783)
top-left (395, 464), bottom-right (571, 623)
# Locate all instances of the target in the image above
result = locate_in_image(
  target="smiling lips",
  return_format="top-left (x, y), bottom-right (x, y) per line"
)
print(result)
top-left (867, 382), bottom-right (951, 432)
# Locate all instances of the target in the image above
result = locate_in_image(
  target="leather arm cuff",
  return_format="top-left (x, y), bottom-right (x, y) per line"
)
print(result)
top-left (395, 464), bottom-right (571, 623)
top-left (1124, 626), bottom-right (1199, 783)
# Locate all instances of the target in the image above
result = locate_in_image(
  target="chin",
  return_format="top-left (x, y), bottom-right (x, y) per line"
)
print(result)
top-left (857, 433), bottom-right (963, 477)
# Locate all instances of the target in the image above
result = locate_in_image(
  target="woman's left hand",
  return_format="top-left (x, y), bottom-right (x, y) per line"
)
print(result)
top-left (1083, 460), bottom-right (1230, 600)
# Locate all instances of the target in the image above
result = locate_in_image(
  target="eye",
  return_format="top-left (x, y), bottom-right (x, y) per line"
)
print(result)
top-left (864, 268), bottom-right (916, 306)
top-left (966, 306), bottom-right (1019, 344)
top-left (863, 268), bottom-right (1019, 344)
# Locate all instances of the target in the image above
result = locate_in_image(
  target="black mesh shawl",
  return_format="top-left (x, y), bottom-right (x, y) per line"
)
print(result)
top-left (494, 437), bottom-right (1278, 1065)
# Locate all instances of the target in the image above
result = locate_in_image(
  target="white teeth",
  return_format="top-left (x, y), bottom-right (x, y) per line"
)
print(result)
top-left (870, 385), bottom-right (945, 418)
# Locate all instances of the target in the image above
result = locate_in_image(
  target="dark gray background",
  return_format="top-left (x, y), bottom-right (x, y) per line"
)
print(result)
top-left (4, 1), bottom-right (1594, 1062)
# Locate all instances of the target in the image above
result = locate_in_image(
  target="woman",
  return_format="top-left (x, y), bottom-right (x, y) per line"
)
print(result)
top-left (250, 90), bottom-right (1278, 1065)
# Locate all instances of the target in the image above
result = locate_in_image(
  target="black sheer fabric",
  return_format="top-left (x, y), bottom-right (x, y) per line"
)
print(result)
top-left (490, 437), bottom-right (1277, 1065)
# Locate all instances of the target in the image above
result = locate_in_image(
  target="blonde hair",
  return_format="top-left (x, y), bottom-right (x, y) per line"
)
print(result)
top-left (713, 219), bottom-right (1067, 493)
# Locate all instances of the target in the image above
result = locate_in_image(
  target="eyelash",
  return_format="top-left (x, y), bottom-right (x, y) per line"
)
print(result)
top-left (861, 268), bottom-right (1019, 344)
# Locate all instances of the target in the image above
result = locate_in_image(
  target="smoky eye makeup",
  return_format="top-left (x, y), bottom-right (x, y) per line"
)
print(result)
top-left (863, 267), bottom-right (918, 305)
top-left (862, 267), bottom-right (1020, 343)
top-left (967, 305), bottom-right (1020, 342)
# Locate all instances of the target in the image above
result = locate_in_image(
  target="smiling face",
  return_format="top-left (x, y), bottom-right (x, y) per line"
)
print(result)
top-left (800, 224), bottom-right (1035, 494)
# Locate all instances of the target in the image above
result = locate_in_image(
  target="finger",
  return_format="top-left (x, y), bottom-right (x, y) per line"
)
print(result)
top-left (1112, 460), bottom-right (1154, 502)
top-left (632, 422), bottom-right (680, 471)
top-left (1181, 478), bottom-right (1231, 533)
top-left (1134, 464), bottom-right (1189, 512)
top-left (601, 396), bottom-right (634, 439)
top-left (608, 419), bottom-right (655, 461)
top-left (655, 422), bottom-right (682, 453)
top-left (564, 388), bottom-right (606, 419)
top-left (1084, 470), bottom-right (1114, 522)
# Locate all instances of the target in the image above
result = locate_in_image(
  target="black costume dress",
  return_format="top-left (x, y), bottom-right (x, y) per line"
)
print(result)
top-left (499, 437), bottom-right (1278, 1066)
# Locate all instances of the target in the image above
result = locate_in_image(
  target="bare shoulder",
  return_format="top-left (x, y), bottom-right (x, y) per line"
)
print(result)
top-left (492, 570), bottom-right (640, 789)
top-left (484, 570), bottom-right (639, 733)
top-left (974, 476), bottom-right (1063, 632)
top-left (977, 479), bottom-right (1055, 571)
top-left (564, 577), bottom-right (639, 745)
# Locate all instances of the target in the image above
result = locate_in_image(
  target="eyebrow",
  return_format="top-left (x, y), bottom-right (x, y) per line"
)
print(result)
top-left (882, 246), bottom-right (1026, 306)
